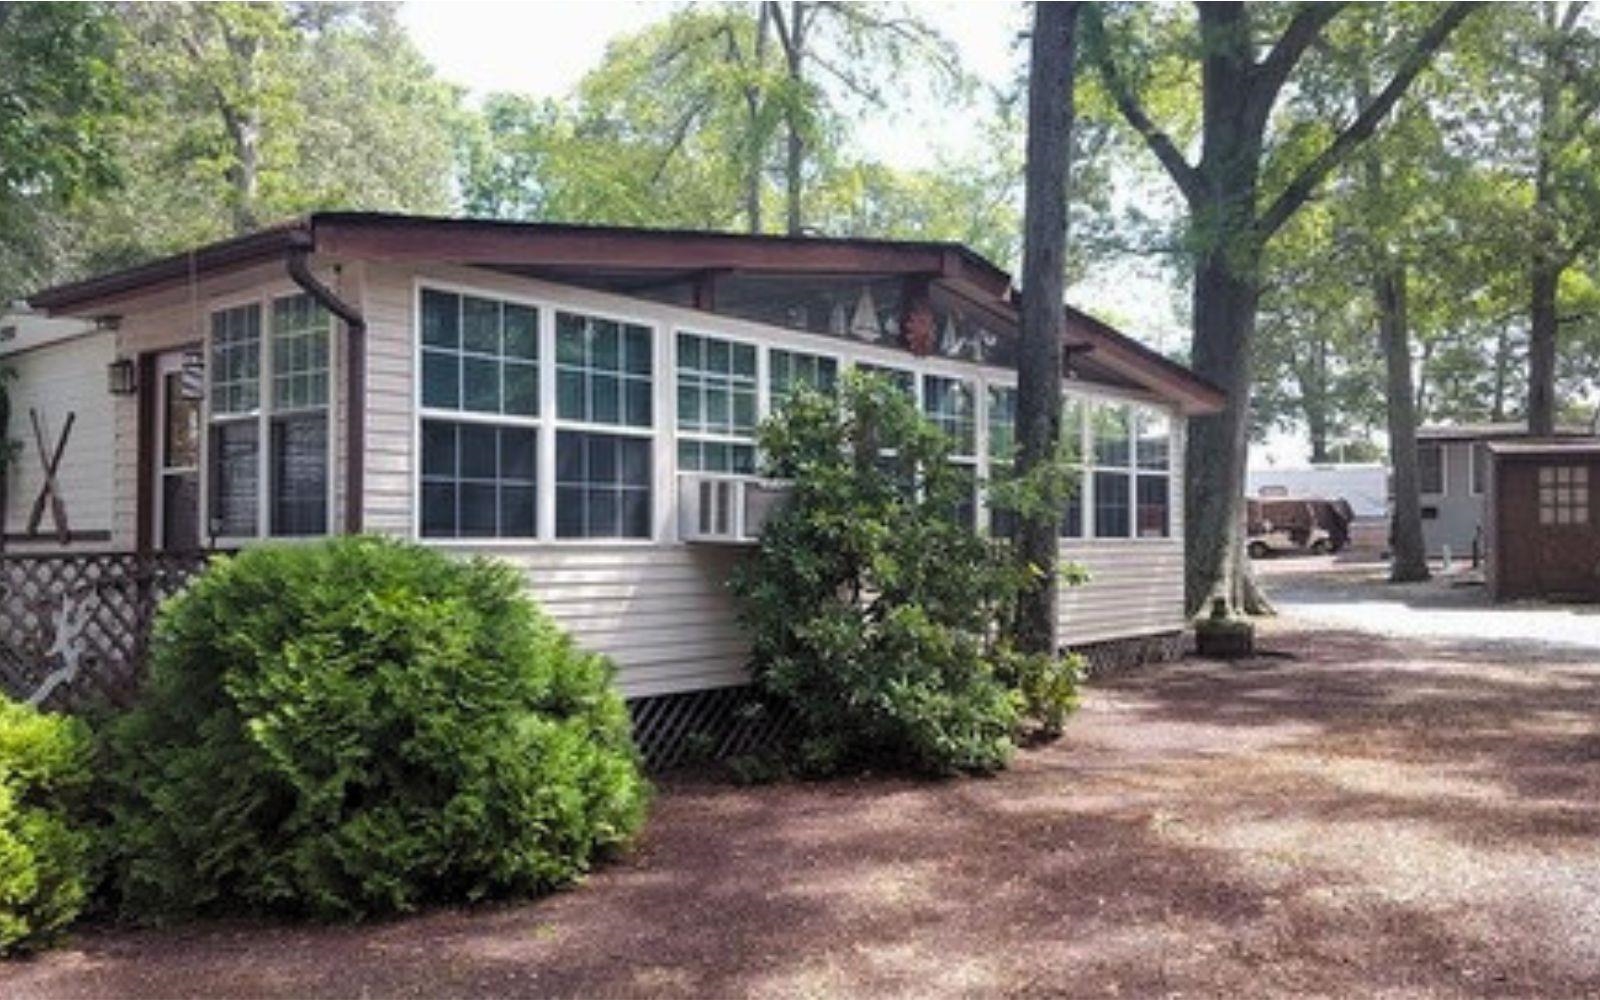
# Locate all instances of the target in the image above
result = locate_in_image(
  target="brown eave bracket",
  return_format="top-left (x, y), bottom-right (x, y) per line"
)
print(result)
top-left (286, 247), bottom-right (365, 535)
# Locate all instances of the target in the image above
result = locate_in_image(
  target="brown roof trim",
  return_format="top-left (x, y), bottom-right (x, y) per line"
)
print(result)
top-left (28, 211), bottom-right (1221, 412)
top-left (308, 212), bottom-right (1012, 297)
top-left (29, 222), bottom-right (311, 313)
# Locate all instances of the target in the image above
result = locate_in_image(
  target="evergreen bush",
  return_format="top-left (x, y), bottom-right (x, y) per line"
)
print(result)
top-left (0, 695), bottom-right (95, 954)
top-left (105, 536), bottom-right (647, 921)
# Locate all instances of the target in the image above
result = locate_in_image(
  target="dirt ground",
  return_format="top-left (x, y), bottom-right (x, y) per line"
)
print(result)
top-left (10, 620), bottom-right (1600, 999)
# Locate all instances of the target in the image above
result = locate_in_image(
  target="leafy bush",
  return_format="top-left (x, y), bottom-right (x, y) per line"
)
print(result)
top-left (732, 373), bottom-right (1083, 776)
top-left (105, 536), bottom-right (647, 921)
top-left (0, 696), bottom-right (95, 954)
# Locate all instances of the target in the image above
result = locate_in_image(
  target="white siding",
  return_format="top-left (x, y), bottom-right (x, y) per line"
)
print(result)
top-left (2, 331), bottom-right (116, 548)
top-left (441, 543), bottom-right (750, 698)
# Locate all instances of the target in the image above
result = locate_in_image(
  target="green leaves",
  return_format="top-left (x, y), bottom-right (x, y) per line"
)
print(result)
top-left (730, 372), bottom-right (1082, 777)
top-left (104, 536), bottom-right (647, 922)
top-left (0, 696), bottom-right (95, 954)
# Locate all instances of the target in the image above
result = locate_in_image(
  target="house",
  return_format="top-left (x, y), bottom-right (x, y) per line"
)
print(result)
top-left (1483, 439), bottom-right (1600, 601)
top-left (1416, 424), bottom-right (1593, 560)
top-left (9, 212), bottom-right (1223, 721)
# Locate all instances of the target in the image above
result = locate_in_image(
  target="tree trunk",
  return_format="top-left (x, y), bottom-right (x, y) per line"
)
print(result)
top-left (779, 2), bottom-right (808, 236)
top-left (1378, 265), bottom-right (1430, 582)
top-left (1183, 3), bottom-right (1267, 616)
top-left (1527, 261), bottom-right (1560, 435)
top-left (743, 5), bottom-right (770, 234)
top-left (1300, 336), bottom-right (1331, 463)
top-left (1014, 1), bottom-right (1079, 655)
top-left (1186, 247), bottom-right (1263, 614)
top-left (1491, 324), bottom-right (1512, 422)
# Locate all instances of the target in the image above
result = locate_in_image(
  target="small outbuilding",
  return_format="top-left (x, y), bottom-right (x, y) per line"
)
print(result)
top-left (1484, 439), bottom-right (1600, 602)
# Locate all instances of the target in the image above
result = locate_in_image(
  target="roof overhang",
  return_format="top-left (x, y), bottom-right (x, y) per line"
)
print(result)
top-left (29, 211), bottom-right (1224, 414)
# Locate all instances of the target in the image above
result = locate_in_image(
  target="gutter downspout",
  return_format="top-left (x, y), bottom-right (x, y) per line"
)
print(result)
top-left (287, 245), bottom-right (366, 535)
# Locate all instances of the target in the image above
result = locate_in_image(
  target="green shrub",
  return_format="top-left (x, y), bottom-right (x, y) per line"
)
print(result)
top-left (732, 373), bottom-right (1083, 776)
top-left (105, 536), bottom-right (647, 921)
top-left (0, 696), bottom-right (95, 954)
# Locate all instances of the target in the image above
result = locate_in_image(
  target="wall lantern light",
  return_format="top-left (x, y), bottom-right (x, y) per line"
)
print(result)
top-left (107, 358), bottom-right (138, 396)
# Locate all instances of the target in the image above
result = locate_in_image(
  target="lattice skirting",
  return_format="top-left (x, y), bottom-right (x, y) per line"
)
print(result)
top-left (1070, 630), bottom-right (1187, 678)
top-left (627, 685), bottom-right (794, 772)
top-left (1, 552), bottom-right (210, 711)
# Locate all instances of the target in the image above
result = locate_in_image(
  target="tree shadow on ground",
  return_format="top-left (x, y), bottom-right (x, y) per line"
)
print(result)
top-left (13, 628), bottom-right (1600, 998)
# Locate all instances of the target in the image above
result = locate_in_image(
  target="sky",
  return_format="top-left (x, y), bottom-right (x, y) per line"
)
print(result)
top-left (398, 1), bottom-right (1308, 465)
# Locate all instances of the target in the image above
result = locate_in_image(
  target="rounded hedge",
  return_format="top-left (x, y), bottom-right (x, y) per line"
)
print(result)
top-left (106, 536), bottom-right (647, 921)
top-left (0, 695), bottom-right (94, 954)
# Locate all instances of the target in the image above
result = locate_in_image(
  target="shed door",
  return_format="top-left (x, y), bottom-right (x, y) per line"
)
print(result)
top-left (153, 350), bottom-right (202, 551)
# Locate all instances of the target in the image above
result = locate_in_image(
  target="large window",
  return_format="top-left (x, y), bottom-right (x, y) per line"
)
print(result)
top-left (421, 289), bottom-right (539, 416)
top-left (557, 431), bottom-right (651, 538)
top-left (556, 311), bottom-right (652, 427)
top-left (555, 310), bottom-right (654, 538)
top-left (924, 374), bottom-right (977, 527)
top-left (1419, 442), bottom-right (1445, 495)
top-left (207, 295), bottom-right (331, 538)
top-left (769, 348), bottom-right (837, 408)
top-left (1062, 397), bottom-right (1086, 538)
top-left (1091, 402), bottom-right (1133, 538)
top-left (419, 289), bottom-right (541, 539)
top-left (677, 332), bottom-right (757, 474)
top-left (1134, 408), bottom-right (1171, 538)
top-left (421, 422), bottom-right (537, 538)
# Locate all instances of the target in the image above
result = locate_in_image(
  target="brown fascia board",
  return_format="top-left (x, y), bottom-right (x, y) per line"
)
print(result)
top-left (28, 221), bottom-right (313, 314)
top-left (309, 212), bottom-right (1014, 297)
top-left (957, 284), bottom-right (1224, 416)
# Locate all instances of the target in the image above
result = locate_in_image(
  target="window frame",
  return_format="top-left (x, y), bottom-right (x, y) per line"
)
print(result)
top-left (1418, 441), bottom-right (1446, 497)
top-left (409, 273), bottom-right (1184, 549)
top-left (202, 287), bottom-right (338, 547)
top-left (674, 328), bottom-right (762, 477)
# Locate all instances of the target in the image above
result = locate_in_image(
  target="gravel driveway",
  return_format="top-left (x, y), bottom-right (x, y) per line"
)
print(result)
top-left (1260, 556), bottom-right (1600, 654)
top-left (11, 622), bottom-right (1600, 998)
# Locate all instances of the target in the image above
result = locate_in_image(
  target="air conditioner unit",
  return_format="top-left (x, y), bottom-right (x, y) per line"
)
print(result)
top-left (678, 475), bottom-right (791, 544)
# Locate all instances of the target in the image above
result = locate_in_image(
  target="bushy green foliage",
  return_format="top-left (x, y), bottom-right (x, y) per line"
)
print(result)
top-left (732, 373), bottom-right (1083, 776)
top-left (0, 696), bottom-right (95, 954)
top-left (105, 536), bottom-right (647, 921)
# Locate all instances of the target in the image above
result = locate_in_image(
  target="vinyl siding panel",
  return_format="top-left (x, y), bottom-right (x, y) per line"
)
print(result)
top-left (1, 331), bottom-right (116, 548)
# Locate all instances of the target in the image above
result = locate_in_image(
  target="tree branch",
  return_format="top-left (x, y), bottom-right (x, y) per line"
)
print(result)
top-left (1083, 4), bottom-right (1204, 206)
top-left (1249, 3), bottom-right (1347, 110)
top-left (1254, 2), bottom-right (1480, 243)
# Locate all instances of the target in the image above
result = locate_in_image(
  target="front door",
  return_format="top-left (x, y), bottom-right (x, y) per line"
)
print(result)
top-left (153, 350), bottom-right (202, 551)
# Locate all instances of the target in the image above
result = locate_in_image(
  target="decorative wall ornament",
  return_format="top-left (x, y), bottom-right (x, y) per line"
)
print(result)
top-left (26, 408), bottom-right (75, 543)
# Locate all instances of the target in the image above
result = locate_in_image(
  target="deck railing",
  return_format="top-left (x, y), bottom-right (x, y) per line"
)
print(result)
top-left (0, 551), bottom-right (212, 711)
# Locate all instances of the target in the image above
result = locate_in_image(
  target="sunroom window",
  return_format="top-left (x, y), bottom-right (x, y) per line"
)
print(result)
top-left (1134, 407), bottom-right (1172, 538)
top-left (769, 347), bottom-right (837, 409)
top-left (1091, 402), bottom-right (1133, 538)
top-left (677, 332), bottom-right (757, 474)
top-left (207, 294), bottom-right (331, 539)
top-left (555, 310), bottom-right (654, 538)
top-left (418, 289), bottom-right (540, 539)
top-left (924, 374), bottom-right (977, 528)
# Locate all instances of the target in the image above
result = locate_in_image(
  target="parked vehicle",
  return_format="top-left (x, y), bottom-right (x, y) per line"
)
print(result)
top-left (1245, 498), bottom-right (1353, 559)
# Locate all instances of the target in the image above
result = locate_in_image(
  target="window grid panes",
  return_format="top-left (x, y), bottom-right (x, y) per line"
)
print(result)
top-left (420, 289), bottom-right (540, 417)
top-left (1538, 465), bottom-right (1590, 526)
top-left (1062, 398), bottom-right (1086, 537)
top-left (987, 386), bottom-right (1017, 467)
top-left (1090, 402), bottom-right (1134, 539)
top-left (210, 304), bottom-right (261, 415)
top-left (556, 311), bottom-right (652, 427)
top-left (272, 293), bottom-right (330, 412)
top-left (677, 332), bottom-right (757, 436)
top-left (420, 420), bottom-right (538, 538)
top-left (769, 348), bottom-right (838, 408)
top-left (556, 431), bottom-right (652, 538)
top-left (923, 375), bottom-right (976, 456)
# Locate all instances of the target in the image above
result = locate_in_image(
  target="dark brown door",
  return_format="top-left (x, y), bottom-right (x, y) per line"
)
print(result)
top-left (154, 350), bottom-right (202, 551)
